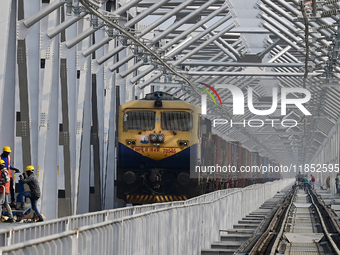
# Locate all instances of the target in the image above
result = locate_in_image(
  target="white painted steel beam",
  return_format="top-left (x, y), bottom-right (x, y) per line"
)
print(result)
top-left (23, 0), bottom-right (65, 28)
top-left (173, 22), bottom-right (238, 65)
top-left (201, 24), bottom-right (240, 60)
top-left (184, 71), bottom-right (321, 76)
top-left (138, 0), bottom-right (196, 37)
top-left (82, 37), bottom-right (112, 57)
top-left (123, 0), bottom-right (170, 28)
top-left (159, 6), bottom-right (230, 51)
top-left (65, 24), bottom-right (105, 49)
top-left (177, 61), bottom-right (304, 67)
top-left (46, 11), bottom-right (87, 39)
top-left (112, 0), bottom-right (142, 16)
top-left (150, 0), bottom-right (221, 44)
top-left (167, 14), bottom-right (235, 58)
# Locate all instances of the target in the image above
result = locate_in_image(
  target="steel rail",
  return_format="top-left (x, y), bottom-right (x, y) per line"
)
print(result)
top-left (268, 187), bottom-right (340, 254)
top-left (268, 186), bottom-right (297, 254)
top-left (248, 186), bottom-right (296, 255)
top-left (308, 189), bottom-right (340, 254)
top-left (313, 190), bottom-right (340, 232)
top-left (234, 186), bottom-right (296, 255)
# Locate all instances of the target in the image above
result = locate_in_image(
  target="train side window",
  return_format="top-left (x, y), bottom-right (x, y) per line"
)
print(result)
top-left (161, 111), bottom-right (193, 131)
top-left (202, 124), bottom-right (207, 134)
top-left (123, 111), bottom-right (155, 130)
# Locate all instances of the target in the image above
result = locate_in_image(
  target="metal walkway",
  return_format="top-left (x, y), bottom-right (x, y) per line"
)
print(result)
top-left (270, 187), bottom-right (339, 254)
top-left (201, 184), bottom-right (340, 254)
top-left (285, 189), bottom-right (325, 255)
top-left (201, 185), bottom-right (292, 254)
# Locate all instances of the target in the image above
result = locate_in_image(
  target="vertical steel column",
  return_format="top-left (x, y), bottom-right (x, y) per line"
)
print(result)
top-left (93, 25), bottom-right (106, 208)
top-left (24, 1), bottom-right (42, 172)
top-left (0, 0), bottom-right (16, 156)
top-left (104, 73), bottom-right (116, 209)
top-left (89, 74), bottom-right (102, 211)
top-left (38, 3), bottom-right (61, 219)
top-left (40, 35), bottom-right (60, 219)
top-left (59, 58), bottom-right (73, 216)
top-left (76, 57), bottom-right (92, 214)
top-left (117, 21), bottom-right (127, 105)
top-left (17, 0), bottom-right (32, 169)
top-left (62, 9), bottom-right (83, 215)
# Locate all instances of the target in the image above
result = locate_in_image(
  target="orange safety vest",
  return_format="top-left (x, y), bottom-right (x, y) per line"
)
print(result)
top-left (0, 155), bottom-right (12, 178)
top-left (0, 168), bottom-right (10, 194)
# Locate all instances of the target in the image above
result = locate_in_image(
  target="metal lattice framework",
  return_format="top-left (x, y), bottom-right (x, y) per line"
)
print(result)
top-left (0, 0), bottom-right (340, 216)
top-left (79, 0), bottom-right (340, 166)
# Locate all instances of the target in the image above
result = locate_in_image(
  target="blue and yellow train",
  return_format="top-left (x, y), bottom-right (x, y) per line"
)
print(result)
top-left (116, 92), bottom-right (280, 204)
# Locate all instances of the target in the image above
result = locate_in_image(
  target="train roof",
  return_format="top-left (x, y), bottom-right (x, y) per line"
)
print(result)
top-left (142, 92), bottom-right (181, 101)
top-left (120, 92), bottom-right (200, 111)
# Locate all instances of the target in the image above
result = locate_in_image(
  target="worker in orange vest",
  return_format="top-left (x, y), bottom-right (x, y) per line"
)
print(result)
top-left (0, 160), bottom-right (14, 222)
top-left (1, 146), bottom-right (20, 207)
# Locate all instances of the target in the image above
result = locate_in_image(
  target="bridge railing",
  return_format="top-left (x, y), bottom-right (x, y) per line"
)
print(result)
top-left (0, 179), bottom-right (294, 254)
top-left (0, 188), bottom-right (238, 246)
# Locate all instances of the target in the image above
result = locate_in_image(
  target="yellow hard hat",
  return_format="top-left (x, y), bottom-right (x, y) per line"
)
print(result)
top-left (0, 160), bottom-right (5, 165)
top-left (3, 146), bottom-right (11, 152)
top-left (26, 165), bottom-right (34, 172)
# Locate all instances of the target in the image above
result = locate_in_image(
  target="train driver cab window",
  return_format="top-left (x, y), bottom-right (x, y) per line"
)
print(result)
top-left (161, 111), bottom-right (193, 131)
top-left (123, 111), bottom-right (155, 130)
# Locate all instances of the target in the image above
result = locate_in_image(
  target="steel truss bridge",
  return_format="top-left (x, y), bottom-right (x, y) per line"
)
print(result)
top-left (0, 0), bottom-right (340, 216)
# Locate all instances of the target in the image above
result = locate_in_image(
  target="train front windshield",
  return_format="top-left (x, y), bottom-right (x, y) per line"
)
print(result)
top-left (123, 110), bottom-right (193, 131)
top-left (161, 111), bottom-right (193, 131)
top-left (123, 111), bottom-right (156, 130)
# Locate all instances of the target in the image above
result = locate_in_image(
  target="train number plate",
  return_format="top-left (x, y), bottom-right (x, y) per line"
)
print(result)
top-left (162, 148), bottom-right (177, 154)
top-left (134, 147), bottom-right (181, 159)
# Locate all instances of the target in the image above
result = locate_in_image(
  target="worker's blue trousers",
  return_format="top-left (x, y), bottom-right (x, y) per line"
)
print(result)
top-left (18, 191), bottom-right (42, 219)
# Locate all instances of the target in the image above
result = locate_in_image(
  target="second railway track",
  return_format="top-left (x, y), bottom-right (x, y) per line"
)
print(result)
top-left (242, 184), bottom-right (340, 255)
top-left (202, 184), bottom-right (340, 255)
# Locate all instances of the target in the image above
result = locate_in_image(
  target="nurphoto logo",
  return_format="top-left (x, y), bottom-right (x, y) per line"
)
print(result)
top-left (200, 84), bottom-right (311, 116)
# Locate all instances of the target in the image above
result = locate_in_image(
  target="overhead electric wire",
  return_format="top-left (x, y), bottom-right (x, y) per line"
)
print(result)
top-left (299, 0), bottom-right (312, 163)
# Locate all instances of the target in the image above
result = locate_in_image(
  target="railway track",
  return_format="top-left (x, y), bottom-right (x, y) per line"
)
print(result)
top-left (202, 184), bottom-right (340, 255)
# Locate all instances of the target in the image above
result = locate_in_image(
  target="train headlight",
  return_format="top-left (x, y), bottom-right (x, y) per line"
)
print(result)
top-left (150, 134), bottom-right (158, 142)
top-left (157, 134), bottom-right (165, 142)
top-left (123, 171), bottom-right (136, 184)
top-left (126, 140), bottom-right (136, 145)
top-left (177, 172), bottom-right (190, 185)
top-left (178, 140), bottom-right (189, 147)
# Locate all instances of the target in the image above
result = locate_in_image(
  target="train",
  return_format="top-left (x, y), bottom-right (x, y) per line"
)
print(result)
top-left (115, 92), bottom-right (281, 204)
